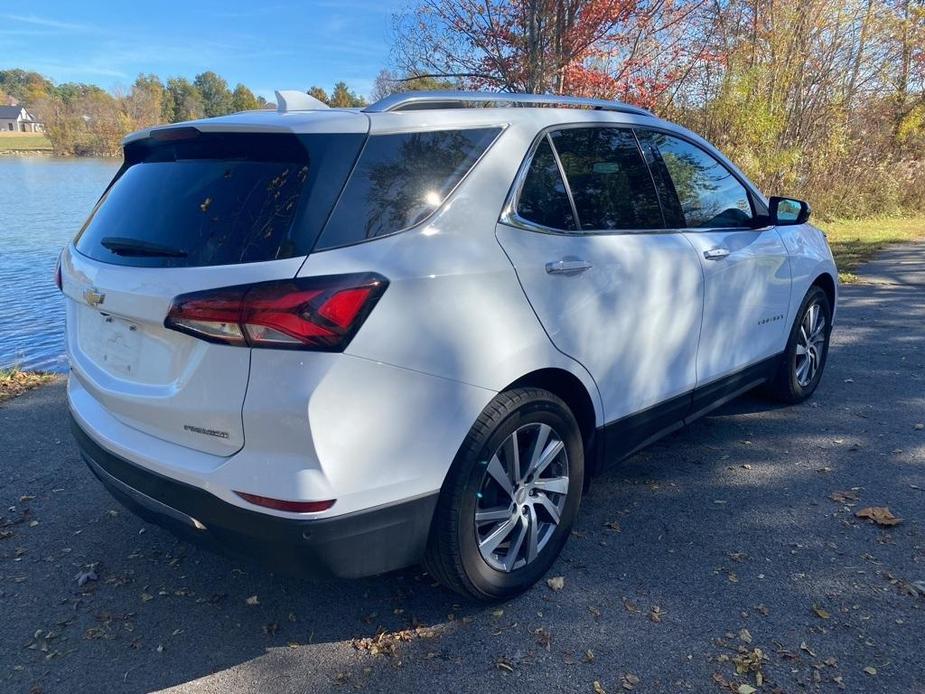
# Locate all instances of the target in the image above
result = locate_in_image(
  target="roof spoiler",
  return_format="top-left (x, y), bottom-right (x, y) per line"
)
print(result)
top-left (275, 90), bottom-right (330, 112)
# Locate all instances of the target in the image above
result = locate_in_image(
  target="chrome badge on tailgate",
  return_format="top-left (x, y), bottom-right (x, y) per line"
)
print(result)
top-left (83, 287), bottom-right (106, 307)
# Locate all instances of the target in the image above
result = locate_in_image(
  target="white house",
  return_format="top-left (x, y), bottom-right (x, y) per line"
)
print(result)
top-left (0, 105), bottom-right (43, 132)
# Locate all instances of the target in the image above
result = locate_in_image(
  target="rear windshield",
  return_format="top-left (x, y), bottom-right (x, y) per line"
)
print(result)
top-left (74, 131), bottom-right (364, 268)
top-left (315, 127), bottom-right (502, 250)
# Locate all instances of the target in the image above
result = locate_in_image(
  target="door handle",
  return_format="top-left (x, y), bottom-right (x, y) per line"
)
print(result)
top-left (546, 258), bottom-right (592, 274)
top-left (703, 248), bottom-right (731, 260)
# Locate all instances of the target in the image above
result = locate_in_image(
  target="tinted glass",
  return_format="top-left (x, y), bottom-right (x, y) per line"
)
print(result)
top-left (75, 132), bottom-right (364, 267)
top-left (634, 130), bottom-right (685, 227)
top-left (649, 133), bottom-right (753, 228)
top-left (317, 127), bottom-right (501, 249)
top-left (550, 128), bottom-right (663, 231)
top-left (516, 136), bottom-right (576, 231)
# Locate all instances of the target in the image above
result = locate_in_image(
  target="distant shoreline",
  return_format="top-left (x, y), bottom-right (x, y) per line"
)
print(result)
top-left (0, 132), bottom-right (54, 155)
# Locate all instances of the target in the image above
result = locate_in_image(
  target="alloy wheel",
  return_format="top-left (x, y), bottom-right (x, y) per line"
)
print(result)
top-left (795, 301), bottom-right (826, 387)
top-left (474, 422), bottom-right (569, 572)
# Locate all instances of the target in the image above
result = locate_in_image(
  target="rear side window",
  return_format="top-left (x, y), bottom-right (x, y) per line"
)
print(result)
top-left (316, 127), bottom-right (501, 250)
top-left (646, 133), bottom-right (753, 228)
top-left (74, 132), bottom-right (364, 268)
top-left (516, 136), bottom-right (577, 231)
top-left (551, 128), bottom-right (663, 231)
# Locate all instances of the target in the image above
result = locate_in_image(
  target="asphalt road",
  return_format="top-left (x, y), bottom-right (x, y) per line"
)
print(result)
top-left (2, 244), bottom-right (923, 694)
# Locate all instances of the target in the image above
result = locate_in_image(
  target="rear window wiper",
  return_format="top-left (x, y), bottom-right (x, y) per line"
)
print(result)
top-left (101, 237), bottom-right (188, 258)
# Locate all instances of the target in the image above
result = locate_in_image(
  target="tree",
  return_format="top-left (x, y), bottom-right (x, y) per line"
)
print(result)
top-left (329, 81), bottom-right (367, 107)
top-left (307, 83), bottom-right (367, 107)
top-left (40, 85), bottom-right (129, 156)
top-left (391, 0), bottom-right (705, 106)
top-left (307, 85), bottom-right (329, 104)
top-left (194, 71), bottom-right (233, 117)
top-left (371, 69), bottom-right (457, 101)
top-left (127, 74), bottom-right (167, 128)
top-left (166, 77), bottom-right (204, 122)
top-left (0, 68), bottom-right (54, 104)
top-left (231, 83), bottom-right (259, 112)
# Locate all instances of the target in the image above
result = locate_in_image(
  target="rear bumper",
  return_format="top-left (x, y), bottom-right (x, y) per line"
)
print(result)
top-left (71, 416), bottom-right (438, 578)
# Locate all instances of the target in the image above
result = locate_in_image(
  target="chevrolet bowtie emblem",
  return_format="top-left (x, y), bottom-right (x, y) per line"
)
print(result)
top-left (84, 287), bottom-right (106, 307)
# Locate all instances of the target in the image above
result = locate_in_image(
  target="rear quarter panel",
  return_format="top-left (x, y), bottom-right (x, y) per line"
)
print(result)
top-left (296, 118), bottom-right (603, 424)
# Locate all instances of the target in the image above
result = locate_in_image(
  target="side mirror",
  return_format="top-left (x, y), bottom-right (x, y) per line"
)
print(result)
top-left (769, 196), bottom-right (811, 225)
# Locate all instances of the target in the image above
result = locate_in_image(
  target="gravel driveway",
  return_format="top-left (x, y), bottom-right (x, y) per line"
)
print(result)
top-left (2, 244), bottom-right (923, 694)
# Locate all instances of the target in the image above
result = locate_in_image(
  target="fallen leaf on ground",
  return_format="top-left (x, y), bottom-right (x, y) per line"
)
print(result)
top-left (830, 490), bottom-right (860, 504)
top-left (863, 666), bottom-right (877, 675)
top-left (914, 423), bottom-right (923, 430)
top-left (605, 520), bottom-right (621, 532)
top-left (353, 626), bottom-right (437, 657)
top-left (496, 657), bottom-right (514, 673)
top-left (813, 605), bottom-right (831, 619)
top-left (800, 641), bottom-right (817, 657)
top-left (739, 628), bottom-right (752, 644)
top-left (592, 681), bottom-right (606, 694)
top-left (547, 576), bottom-right (565, 591)
top-left (855, 507), bottom-right (902, 526)
top-left (621, 672), bottom-right (640, 690)
top-left (245, 595), bottom-right (260, 606)
top-left (738, 685), bottom-right (757, 694)
top-left (648, 606), bottom-right (663, 623)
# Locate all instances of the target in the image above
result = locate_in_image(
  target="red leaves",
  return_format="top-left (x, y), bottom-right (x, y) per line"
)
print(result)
top-left (395, 0), bottom-right (702, 106)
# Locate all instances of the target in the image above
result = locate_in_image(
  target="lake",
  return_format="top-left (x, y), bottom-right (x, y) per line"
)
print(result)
top-left (0, 156), bottom-right (120, 372)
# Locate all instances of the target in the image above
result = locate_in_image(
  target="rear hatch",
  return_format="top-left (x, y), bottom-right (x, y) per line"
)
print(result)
top-left (63, 124), bottom-right (366, 455)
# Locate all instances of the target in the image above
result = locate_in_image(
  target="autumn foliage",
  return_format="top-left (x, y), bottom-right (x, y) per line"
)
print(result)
top-left (394, 0), bottom-right (707, 108)
top-left (391, 0), bottom-right (925, 219)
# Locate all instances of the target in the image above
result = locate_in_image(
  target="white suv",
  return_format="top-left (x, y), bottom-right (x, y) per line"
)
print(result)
top-left (60, 91), bottom-right (837, 600)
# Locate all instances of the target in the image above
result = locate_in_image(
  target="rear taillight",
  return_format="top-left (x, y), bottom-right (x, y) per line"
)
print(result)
top-left (165, 273), bottom-right (387, 351)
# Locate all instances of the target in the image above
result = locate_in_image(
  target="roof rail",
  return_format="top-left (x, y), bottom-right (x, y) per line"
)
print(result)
top-left (363, 90), bottom-right (653, 116)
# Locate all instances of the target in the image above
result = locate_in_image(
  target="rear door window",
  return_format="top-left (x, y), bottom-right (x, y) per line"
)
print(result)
top-left (74, 131), bottom-right (364, 268)
top-left (515, 136), bottom-right (577, 231)
top-left (550, 127), bottom-right (664, 231)
top-left (315, 127), bottom-right (501, 250)
top-left (643, 132), bottom-right (754, 228)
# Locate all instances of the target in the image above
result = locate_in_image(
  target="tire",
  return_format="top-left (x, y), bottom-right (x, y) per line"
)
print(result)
top-left (763, 285), bottom-right (832, 403)
top-left (424, 387), bottom-right (584, 602)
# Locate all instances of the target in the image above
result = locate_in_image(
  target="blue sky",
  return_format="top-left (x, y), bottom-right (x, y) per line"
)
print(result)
top-left (0, 1), bottom-right (408, 100)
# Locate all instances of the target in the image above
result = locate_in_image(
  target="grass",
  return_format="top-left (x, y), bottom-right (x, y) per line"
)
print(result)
top-left (0, 133), bottom-right (53, 152)
top-left (0, 367), bottom-right (56, 403)
top-left (817, 216), bottom-right (925, 282)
